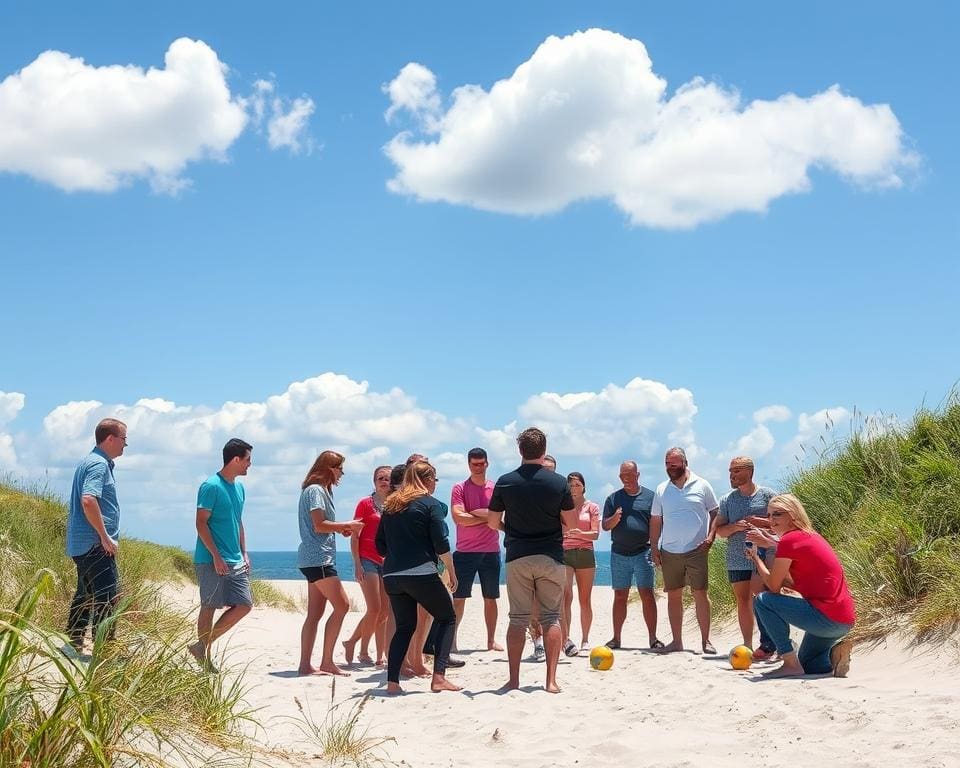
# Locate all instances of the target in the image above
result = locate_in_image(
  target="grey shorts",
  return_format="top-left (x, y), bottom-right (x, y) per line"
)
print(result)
top-left (196, 563), bottom-right (253, 609)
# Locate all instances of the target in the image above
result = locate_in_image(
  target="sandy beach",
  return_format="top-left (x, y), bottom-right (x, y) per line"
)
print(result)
top-left (167, 580), bottom-right (960, 767)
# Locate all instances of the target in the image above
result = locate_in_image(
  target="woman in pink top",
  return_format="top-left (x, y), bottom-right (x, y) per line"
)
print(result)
top-left (342, 465), bottom-right (391, 666)
top-left (561, 472), bottom-right (601, 657)
top-left (745, 493), bottom-right (855, 678)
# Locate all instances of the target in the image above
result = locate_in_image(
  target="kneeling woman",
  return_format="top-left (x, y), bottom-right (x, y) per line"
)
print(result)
top-left (746, 493), bottom-right (855, 678)
top-left (376, 461), bottom-right (461, 693)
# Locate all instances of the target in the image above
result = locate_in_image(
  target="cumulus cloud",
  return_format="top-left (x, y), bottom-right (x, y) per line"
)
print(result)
top-left (247, 79), bottom-right (316, 154)
top-left (781, 407), bottom-right (853, 464)
top-left (753, 404), bottom-right (792, 424)
top-left (384, 28), bottom-right (916, 228)
top-left (0, 391), bottom-right (25, 467)
top-left (0, 39), bottom-right (314, 193)
top-left (505, 377), bottom-right (701, 460)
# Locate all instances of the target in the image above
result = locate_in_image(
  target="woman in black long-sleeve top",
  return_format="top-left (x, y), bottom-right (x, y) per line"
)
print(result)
top-left (376, 461), bottom-right (461, 693)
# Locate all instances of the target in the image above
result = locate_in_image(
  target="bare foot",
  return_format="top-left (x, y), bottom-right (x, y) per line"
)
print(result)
top-left (545, 681), bottom-right (562, 694)
top-left (375, 659), bottom-right (386, 667)
top-left (499, 679), bottom-right (520, 692)
top-left (357, 654), bottom-right (374, 665)
top-left (400, 664), bottom-right (417, 678)
top-left (488, 641), bottom-right (505, 652)
top-left (316, 662), bottom-right (350, 676)
top-left (342, 639), bottom-right (357, 664)
top-left (831, 639), bottom-right (852, 678)
top-left (298, 665), bottom-right (320, 675)
top-left (762, 664), bottom-right (806, 678)
top-left (386, 682), bottom-right (404, 695)
top-left (188, 641), bottom-right (205, 662)
top-left (655, 640), bottom-right (684, 654)
top-left (431, 675), bottom-right (462, 692)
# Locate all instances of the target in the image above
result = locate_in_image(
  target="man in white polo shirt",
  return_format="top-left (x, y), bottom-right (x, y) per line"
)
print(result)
top-left (650, 446), bottom-right (719, 654)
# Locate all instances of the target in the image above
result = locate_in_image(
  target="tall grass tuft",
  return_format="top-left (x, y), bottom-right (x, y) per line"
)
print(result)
top-left (783, 397), bottom-right (960, 643)
top-left (291, 679), bottom-right (395, 767)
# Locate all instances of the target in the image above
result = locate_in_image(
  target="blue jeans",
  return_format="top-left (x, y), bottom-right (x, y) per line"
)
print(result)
top-left (754, 592), bottom-right (853, 674)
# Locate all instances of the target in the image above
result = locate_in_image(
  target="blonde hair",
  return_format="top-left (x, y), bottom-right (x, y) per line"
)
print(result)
top-left (383, 461), bottom-right (436, 514)
top-left (767, 493), bottom-right (814, 532)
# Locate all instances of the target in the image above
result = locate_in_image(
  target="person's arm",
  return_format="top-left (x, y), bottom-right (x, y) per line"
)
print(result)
top-left (696, 507), bottom-right (719, 552)
top-left (196, 508), bottom-right (229, 575)
top-left (310, 509), bottom-right (363, 535)
top-left (451, 503), bottom-right (487, 526)
top-left (746, 546), bottom-right (793, 593)
top-left (568, 503), bottom-right (601, 541)
top-left (239, 522), bottom-right (250, 570)
top-left (649, 492), bottom-right (663, 566)
top-left (438, 550), bottom-right (458, 594)
top-left (601, 495), bottom-right (621, 531)
top-left (559, 483), bottom-right (578, 530)
top-left (80, 495), bottom-right (118, 556)
top-left (716, 516), bottom-right (752, 538)
top-left (487, 484), bottom-right (505, 531)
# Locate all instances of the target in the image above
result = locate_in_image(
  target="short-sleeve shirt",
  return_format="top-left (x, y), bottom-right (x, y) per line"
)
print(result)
top-left (297, 484), bottom-right (337, 568)
top-left (66, 447), bottom-right (121, 557)
top-left (719, 486), bottom-right (777, 569)
top-left (194, 473), bottom-right (245, 565)
top-left (563, 500), bottom-right (601, 551)
top-left (777, 530), bottom-right (856, 625)
top-left (651, 473), bottom-right (719, 554)
top-left (488, 464), bottom-right (575, 564)
top-left (353, 495), bottom-right (384, 565)
top-left (451, 478), bottom-right (500, 553)
top-left (602, 487), bottom-right (655, 556)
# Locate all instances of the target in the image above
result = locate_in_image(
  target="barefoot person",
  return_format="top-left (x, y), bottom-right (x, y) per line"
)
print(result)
top-left (715, 456), bottom-right (777, 659)
top-left (602, 461), bottom-right (662, 651)
top-left (190, 438), bottom-right (255, 672)
top-left (65, 418), bottom-right (127, 652)
top-left (342, 465), bottom-right (392, 666)
top-left (650, 447), bottom-right (719, 655)
top-left (296, 451), bottom-right (364, 676)
top-left (377, 461), bottom-right (460, 694)
top-left (449, 447), bottom-right (504, 653)
top-left (561, 472), bottom-right (600, 656)
top-left (746, 494), bottom-right (855, 678)
top-left (488, 428), bottom-right (577, 693)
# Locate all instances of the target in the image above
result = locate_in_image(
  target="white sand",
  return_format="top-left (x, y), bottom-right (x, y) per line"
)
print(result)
top-left (169, 580), bottom-right (960, 767)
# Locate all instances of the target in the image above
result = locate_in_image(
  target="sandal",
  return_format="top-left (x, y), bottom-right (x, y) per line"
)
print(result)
top-left (604, 638), bottom-right (621, 650)
top-left (563, 639), bottom-right (580, 657)
top-left (702, 641), bottom-right (717, 655)
top-left (650, 639), bottom-right (666, 650)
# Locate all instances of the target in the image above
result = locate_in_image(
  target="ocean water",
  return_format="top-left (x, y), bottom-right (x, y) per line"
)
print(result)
top-left (248, 550), bottom-right (615, 586)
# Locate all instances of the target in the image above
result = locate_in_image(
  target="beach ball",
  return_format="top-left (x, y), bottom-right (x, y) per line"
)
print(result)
top-left (729, 645), bottom-right (753, 670)
top-left (589, 646), bottom-right (614, 671)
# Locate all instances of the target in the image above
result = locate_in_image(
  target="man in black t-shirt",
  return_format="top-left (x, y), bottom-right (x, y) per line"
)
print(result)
top-left (488, 427), bottom-right (576, 693)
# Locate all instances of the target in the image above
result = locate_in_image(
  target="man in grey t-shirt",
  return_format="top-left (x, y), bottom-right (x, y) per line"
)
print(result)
top-left (715, 456), bottom-right (777, 658)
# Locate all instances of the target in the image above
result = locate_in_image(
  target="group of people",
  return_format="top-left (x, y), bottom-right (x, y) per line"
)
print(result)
top-left (64, 418), bottom-right (855, 693)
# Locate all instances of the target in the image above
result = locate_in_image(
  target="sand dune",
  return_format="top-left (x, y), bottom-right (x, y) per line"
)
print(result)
top-left (166, 580), bottom-right (960, 767)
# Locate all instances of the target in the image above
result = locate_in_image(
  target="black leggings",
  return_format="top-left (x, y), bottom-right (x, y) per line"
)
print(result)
top-left (385, 573), bottom-right (455, 684)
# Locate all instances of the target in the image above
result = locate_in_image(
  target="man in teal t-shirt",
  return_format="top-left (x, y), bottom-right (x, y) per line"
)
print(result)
top-left (189, 438), bottom-right (254, 672)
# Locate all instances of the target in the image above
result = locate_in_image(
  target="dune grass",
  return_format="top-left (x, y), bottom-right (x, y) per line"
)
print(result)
top-left (784, 399), bottom-right (960, 643)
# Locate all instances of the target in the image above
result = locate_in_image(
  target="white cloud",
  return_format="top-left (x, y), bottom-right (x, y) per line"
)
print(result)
top-left (730, 424), bottom-right (776, 459)
top-left (384, 28), bottom-right (916, 228)
top-left (0, 391), bottom-right (25, 468)
top-left (247, 79), bottom-right (316, 154)
top-left (383, 63), bottom-right (441, 124)
top-left (508, 377), bottom-right (700, 460)
top-left (781, 407), bottom-right (853, 464)
top-left (0, 39), bottom-right (315, 193)
top-left (753, 404), bottom-right (792, 424)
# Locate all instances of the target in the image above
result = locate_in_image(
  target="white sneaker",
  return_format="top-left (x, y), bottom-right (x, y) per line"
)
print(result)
top-left (533, 641), bottom-right (546, 662)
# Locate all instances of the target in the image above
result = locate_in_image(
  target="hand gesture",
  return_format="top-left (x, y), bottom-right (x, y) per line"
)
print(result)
top-left (609, 507), bottom-right (623, 527)
top-left (100, 535), bottom-right (118, 557)
top-left (213, 554), bottom-right (230, 576)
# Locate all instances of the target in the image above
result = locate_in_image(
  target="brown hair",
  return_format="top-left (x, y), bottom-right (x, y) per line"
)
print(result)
top-left (373, 465), bottom-right (392, 483)
top-left (516, 427), bottom-right (547, 461)
top-left (384, 461), bottom-right (436, 514)
top-left (767, 493), bottom-right (814, 532)
top-left (95, 418), bottom-right (126, 445)
top-left (302, 450), bottom-right (345, 491)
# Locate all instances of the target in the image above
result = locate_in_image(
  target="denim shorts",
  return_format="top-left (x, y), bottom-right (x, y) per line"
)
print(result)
top-left (610, 549), bottom-right (654, 590)
top-left (360, 558), bottom-right (383, 577)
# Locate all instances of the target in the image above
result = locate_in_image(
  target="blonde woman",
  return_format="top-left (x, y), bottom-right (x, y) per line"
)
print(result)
top-left (342, 465), bottom-right (392, 666)
top-left (745, 493), bottom-right (855, 678)
top-left (376, 461), bottom-right (461, 694)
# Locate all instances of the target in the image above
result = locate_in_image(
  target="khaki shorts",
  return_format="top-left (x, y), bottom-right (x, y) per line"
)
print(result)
top-left (506, 555), bottom-right (565, 629)
top-left (660, 548), bottom-right (709, 591)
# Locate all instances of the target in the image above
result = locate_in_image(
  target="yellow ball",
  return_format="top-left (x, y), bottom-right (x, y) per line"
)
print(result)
top-left (589, 646), bottom-right (614, 671)
top-left (729, 645), bottom-right (753, 670)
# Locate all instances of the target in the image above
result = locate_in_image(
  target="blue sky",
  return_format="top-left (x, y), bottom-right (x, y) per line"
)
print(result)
top-left (1, 1), bottom-right (956, 550)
